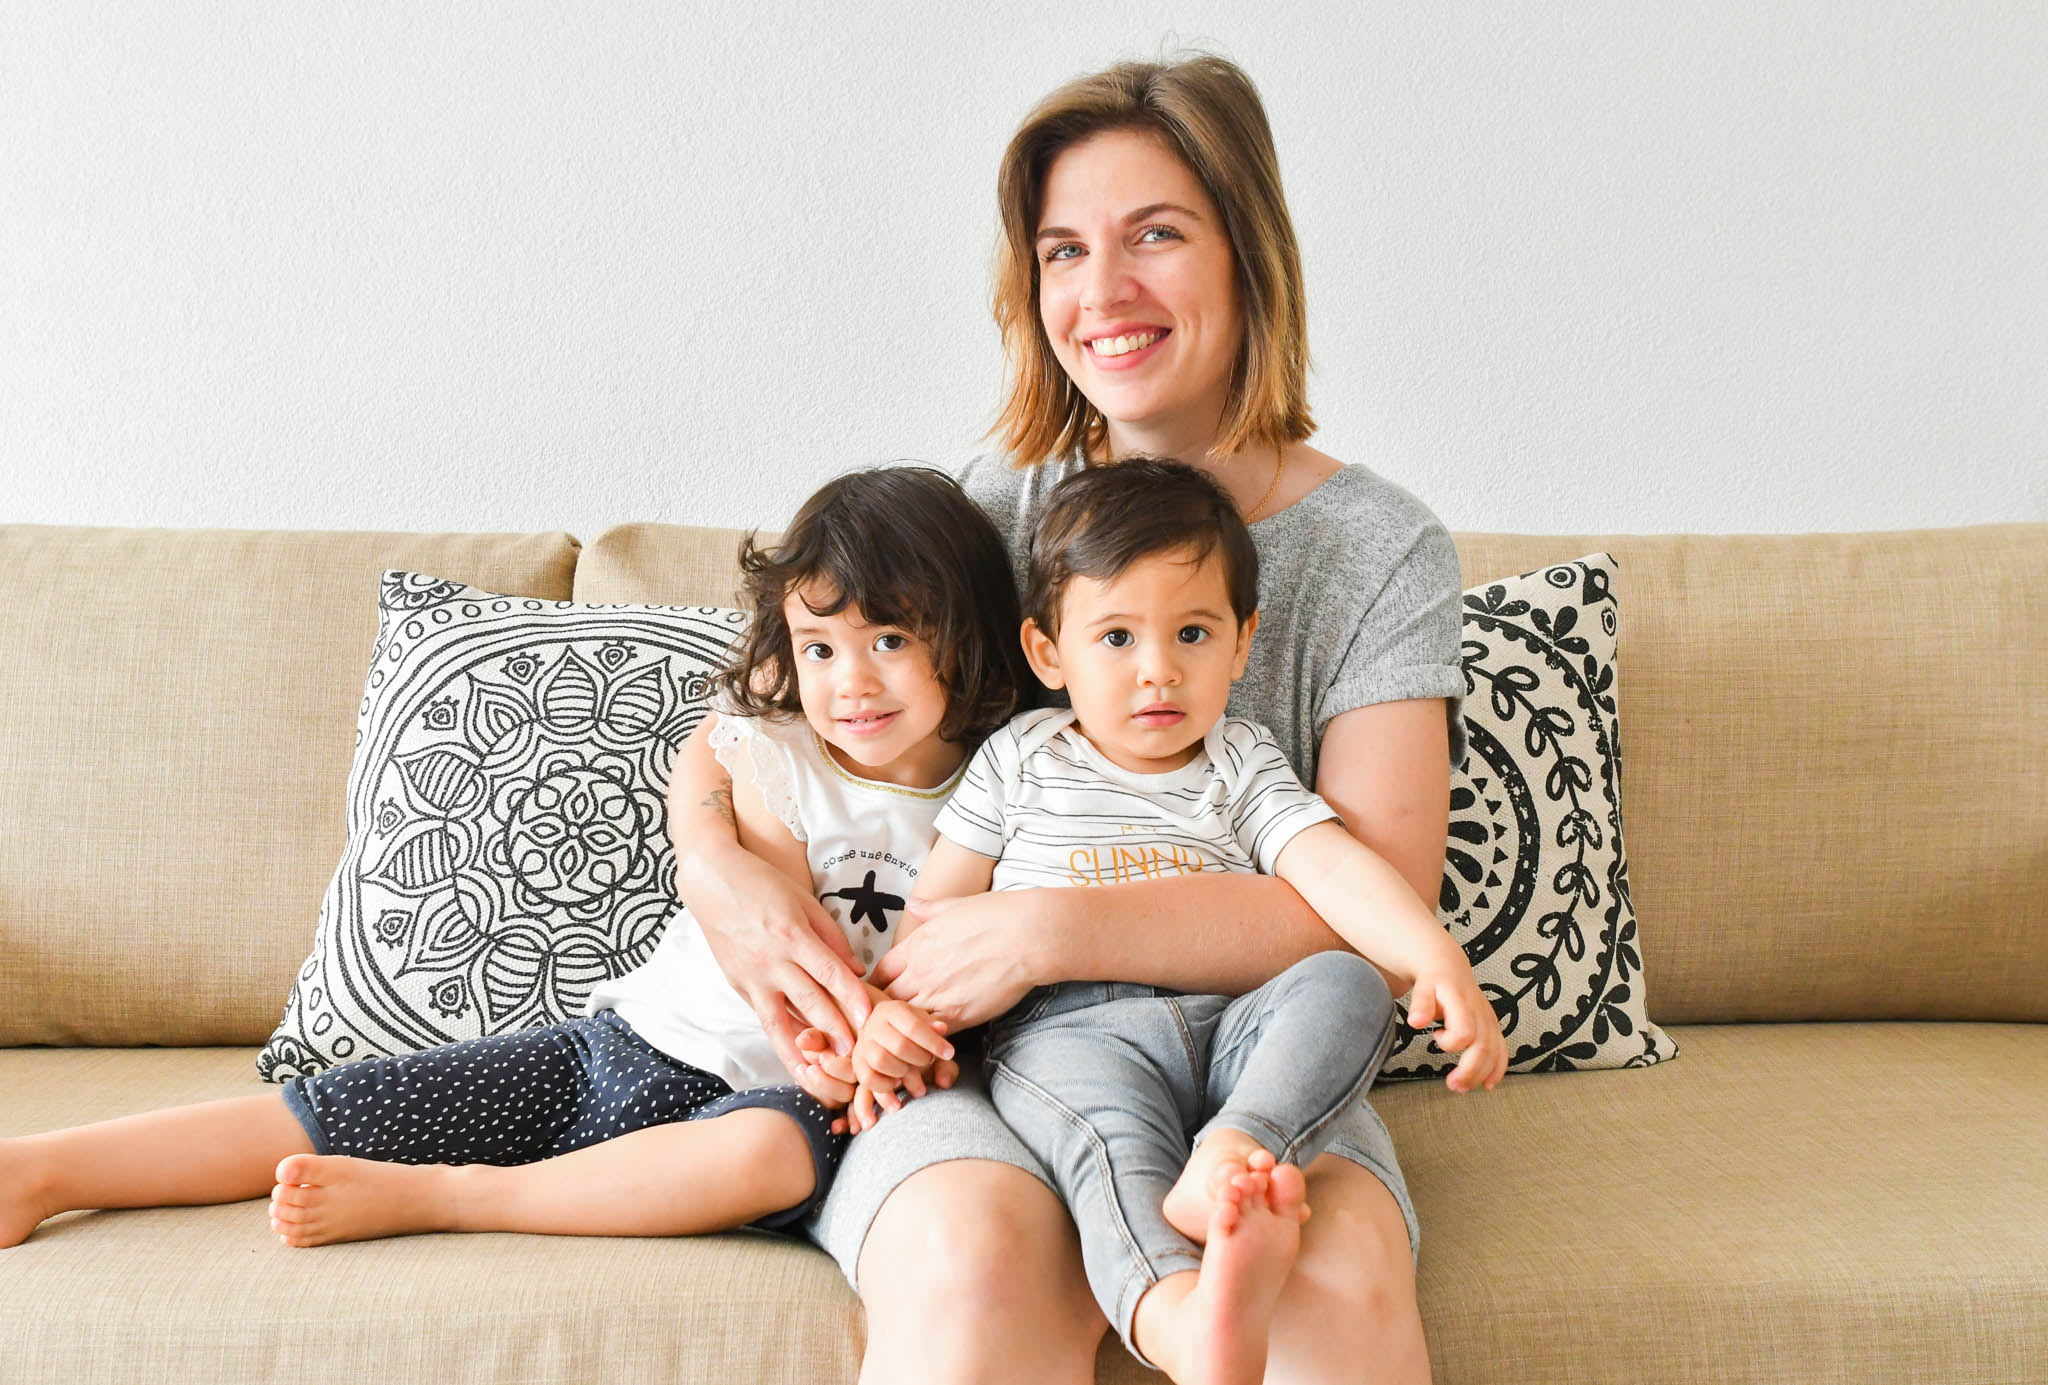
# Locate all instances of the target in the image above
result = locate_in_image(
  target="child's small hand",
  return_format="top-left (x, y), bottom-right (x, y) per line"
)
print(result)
top-left (851, 1000), bottom-right (955, 1114)
top-left (1406, 967), bottom-right (1508, 1094)
top-left (792, 1026), bottom-right (857, 1109)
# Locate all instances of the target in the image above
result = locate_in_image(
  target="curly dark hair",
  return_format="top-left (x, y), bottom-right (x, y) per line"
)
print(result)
top-left (1023, 458), bottom-right (1260, 639)
top-left (714, 466), bottom-right (1030, 747)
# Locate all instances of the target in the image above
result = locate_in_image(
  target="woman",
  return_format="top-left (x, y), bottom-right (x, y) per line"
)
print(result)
top-left (674, 56), bottom-right (1466, 1383)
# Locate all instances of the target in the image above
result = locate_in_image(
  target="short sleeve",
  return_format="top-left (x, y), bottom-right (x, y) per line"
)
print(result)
top-left (1216, 721), bottom-right (1341, 874)
top-left (932, 728), bottom-right (1012, 860)
top-left (1313, 517), bottom-right (1468, 768)
top-left (707, 709), bottom-right (808, 843)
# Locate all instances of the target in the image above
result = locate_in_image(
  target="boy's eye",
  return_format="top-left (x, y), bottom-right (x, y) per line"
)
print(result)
top-left (1178, 625), bottom-right (1210, 645)
top-left (1100, 629), bottom-right (1133, 649)
top-left (800, 642), bottom-right (832, 662)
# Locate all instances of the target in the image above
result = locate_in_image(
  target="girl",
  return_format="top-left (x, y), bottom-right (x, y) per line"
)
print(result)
top-left (0, 465), bottom-right (1027, 1251)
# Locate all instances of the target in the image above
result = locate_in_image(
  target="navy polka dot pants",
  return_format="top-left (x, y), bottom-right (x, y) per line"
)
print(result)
top-left (281, 1010), bottom-right (845, 1229)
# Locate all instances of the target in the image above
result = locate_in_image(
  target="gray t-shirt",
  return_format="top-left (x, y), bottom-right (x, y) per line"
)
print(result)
top-left (956, 454), bottom-right (1467, 787)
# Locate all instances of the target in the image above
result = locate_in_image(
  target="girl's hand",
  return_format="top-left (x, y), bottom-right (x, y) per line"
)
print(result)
top-left (792, 1027), bottom-right (858, 1112)
top-left (851, 1001), bottom-right (954, 1112)
top-left (1406, 967), bottom-right (1508, 1094)
top-left (870, 892), bottom-right (1043, 1029)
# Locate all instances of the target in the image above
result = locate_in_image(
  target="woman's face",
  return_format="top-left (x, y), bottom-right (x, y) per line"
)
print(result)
top-left (1035, 128), bottom-right (1243, 446)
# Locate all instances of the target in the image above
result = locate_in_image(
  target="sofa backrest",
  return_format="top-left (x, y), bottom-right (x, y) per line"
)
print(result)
top-left (0, 526), bottom-right (580, 1046)
top-left (579, 521), bottom-right (2048, 1027)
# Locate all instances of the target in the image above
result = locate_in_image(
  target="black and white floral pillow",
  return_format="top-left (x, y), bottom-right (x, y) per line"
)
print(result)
top-left (259, 574), bottom-right (744, 1081)
top-left (1381, 554), bottom-right (1677, 1081)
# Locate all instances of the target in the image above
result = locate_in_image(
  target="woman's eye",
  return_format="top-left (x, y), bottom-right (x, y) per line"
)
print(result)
top-left (1042, 242), bottom-right (1082, 263)
top-left (1178, 625), bottom-right (1210, 645)
top-left (1101, 629), bottom-right (1133, 649)
top-left (801, 642), bottom-right (832, 662)
top-left (874, 633), bottom-right (908, 653)
top-left (1137, 225), bottom-right (1183, 245)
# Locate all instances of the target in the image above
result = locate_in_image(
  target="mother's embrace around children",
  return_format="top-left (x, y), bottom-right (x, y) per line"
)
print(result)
top-left (674, 56), bottom-right (1470, 1383)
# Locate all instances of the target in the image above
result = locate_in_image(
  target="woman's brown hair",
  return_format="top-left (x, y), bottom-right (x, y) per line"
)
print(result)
top-left (713, 466), bottom-right (1029, 747)
top-left (991, 54), bottom-right (1313, 466)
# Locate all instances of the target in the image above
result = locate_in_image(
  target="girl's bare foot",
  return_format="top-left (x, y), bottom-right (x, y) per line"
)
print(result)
top-left (1162, 1137), bottom-right (1310, 1245)
top-left (268, 1154), bottom-right (462, 1247)
top-left (0, 1141), bottom-right (56, 1248)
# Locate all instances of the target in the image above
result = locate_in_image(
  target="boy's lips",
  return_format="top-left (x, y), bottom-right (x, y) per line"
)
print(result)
top-left (1132, 705), bottom-right (1184, 727)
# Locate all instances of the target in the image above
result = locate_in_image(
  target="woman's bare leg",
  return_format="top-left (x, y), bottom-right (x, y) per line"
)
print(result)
top-left (268, 1108), bottom-right (816, 1246)
top-left (0, 1095), bottom-right (313, 1247)
top-left (1265, 1154), bottom-right (1432, 1384)
top-left (855, 1160), bottom-right (1106, 1385)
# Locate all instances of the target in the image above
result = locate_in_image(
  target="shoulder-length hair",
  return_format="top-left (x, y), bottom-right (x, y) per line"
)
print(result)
top-left (991, 54), bottom-right (1313, 467)
top-left (713, 466), bottom-right (1028, 748)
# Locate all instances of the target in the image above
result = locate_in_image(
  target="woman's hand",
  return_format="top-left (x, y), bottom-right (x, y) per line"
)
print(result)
top-left (1404, 961), bottom-right (1508, 1094)
top-left (870, 891), bottom-right (1047, 1030)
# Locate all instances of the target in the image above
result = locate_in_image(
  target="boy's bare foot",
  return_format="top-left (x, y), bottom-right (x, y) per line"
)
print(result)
top-left (1144, 1158), bottom-right (1309, 1385)
top-left (268, 1154), bottom-right (460, 1247)
top-left (0, 1141), bottom-right (56, 1248)
top-left (1163, 1135), bottom-right (1310, 1246)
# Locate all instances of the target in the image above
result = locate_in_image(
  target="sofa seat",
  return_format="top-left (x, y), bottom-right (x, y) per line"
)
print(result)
top-left (5, 1024), bottom-right (2042, 1384)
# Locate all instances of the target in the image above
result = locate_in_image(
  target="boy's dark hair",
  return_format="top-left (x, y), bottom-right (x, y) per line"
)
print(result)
top-left (1023, 458), bottom-right (1260, 638)
top-left (715, 466), bottom-right (1029, 746)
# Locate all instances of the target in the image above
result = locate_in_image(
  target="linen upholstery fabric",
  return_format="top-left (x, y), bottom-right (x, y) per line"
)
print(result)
top-left (6, 1025), bottom-right (2043, 1385)
top-left (259, 576), bottom-right (745, 1078)
top-left (1382, 553), bottom-right (1676, 1080)
top-left (1455, 526), bottom-right (2048, 1025)
top-left (573, 520), bottom-right (765, 608)
top-left (0, 527), bottom-right (579, 1047)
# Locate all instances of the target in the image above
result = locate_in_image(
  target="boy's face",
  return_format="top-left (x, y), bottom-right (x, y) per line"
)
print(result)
top-left (1022, 546), bottom-right (1256, 775)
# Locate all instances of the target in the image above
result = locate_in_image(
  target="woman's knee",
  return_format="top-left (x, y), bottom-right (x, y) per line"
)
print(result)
top-left (860, 1160), bottom-right (1084, 1302)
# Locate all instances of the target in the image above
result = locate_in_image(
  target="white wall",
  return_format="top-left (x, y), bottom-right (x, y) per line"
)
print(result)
top-left (3, 2), bottom-right (2042, 538)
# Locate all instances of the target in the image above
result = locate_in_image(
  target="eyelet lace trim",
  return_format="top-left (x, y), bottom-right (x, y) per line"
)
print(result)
top-left (708, 713), bottom-right (807, 843)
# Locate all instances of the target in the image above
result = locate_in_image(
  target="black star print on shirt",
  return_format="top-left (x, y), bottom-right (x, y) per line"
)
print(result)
top-left (822, 871), bottom-right (906, 933)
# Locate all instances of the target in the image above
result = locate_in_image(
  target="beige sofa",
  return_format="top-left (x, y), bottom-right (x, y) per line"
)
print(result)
top-left (3, 519), bottom-right (2043, 1384)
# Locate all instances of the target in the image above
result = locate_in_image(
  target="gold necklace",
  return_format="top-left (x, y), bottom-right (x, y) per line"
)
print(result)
top-left (1242, 442), bottom-right (1286, 524)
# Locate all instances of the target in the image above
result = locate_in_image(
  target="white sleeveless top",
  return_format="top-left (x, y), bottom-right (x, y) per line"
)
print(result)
top-left (586, 708), bottom-right (964, 1090)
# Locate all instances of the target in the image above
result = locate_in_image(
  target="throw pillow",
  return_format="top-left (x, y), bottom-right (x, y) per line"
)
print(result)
top-left (259, 573), bottom-right (744, 1081)
top-left (1380, 554), bottom-right (1678, 1080)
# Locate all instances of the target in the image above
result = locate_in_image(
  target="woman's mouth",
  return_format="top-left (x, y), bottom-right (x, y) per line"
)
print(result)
top-left (1084, 328), bottom-right (1169, 370)
top-left (838, 711), bottom-right (900, 736)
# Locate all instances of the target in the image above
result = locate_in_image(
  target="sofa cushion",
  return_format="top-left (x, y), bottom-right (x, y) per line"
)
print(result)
top-left (1456, 526), bottom-right (2047, 1025)
top-left (5, 1026), bottom-right (2041, 1384)
top-left (258, 575), bottom-right (746, 1078)
top-left (0, 527), bottom-right (580, 1047)
top-left (1384, 552), bottom-right (1677, 1080)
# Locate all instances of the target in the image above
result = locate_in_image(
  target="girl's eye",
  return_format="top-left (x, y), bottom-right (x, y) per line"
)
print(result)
top-left (1100, 629), bottom-right (1133, 649)
top-left (1178, 625), bottom-right (1210, 645)
top-left (874, 633), bottom-right (908, 653)
top-left (800, 642), bottom-right (832, 662)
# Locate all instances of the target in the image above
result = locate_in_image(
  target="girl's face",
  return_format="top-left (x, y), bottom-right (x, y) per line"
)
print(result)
top-left (783, 584), bottom-right (961, 789)
top-left (1035, 128), bottom-right (1244, 448)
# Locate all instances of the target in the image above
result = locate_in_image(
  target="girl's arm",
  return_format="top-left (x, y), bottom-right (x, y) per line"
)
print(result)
top-left (668, 715), bottom-right (874, 1067)
top-left (874, 699), bottom-right (1452, 1027)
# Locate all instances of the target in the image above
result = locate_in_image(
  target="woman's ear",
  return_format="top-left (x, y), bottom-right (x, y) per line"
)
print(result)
top-left (1230, 610), bottom-right (1260, 680)
top-left (1020, 619), bottom-right (1067, 689)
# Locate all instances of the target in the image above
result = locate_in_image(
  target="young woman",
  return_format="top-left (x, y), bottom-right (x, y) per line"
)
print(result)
top-left (674, 57), bottom-right (1468, 1384)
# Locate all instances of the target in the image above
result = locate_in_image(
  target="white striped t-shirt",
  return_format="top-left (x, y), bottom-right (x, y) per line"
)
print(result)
top-left (934, 707), bottom-right (1340, 891)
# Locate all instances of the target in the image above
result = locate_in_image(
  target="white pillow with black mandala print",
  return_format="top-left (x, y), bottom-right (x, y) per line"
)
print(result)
top-left (259, 573), bottom-right (745, 1082)
top-left (1380, 554), bottom-right (1678, 1081)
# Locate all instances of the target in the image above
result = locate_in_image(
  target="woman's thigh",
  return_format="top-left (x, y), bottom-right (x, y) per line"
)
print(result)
top-left (1270, 1154), bottom-right (1431, 1384)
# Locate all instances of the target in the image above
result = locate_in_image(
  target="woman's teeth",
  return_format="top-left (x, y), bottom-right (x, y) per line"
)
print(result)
top-left (1090, 331), bottom-right (1161, 358)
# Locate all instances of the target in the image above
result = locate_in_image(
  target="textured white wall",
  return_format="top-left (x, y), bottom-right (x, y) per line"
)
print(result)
top-left (3, 3), bottom-right (2042, 538)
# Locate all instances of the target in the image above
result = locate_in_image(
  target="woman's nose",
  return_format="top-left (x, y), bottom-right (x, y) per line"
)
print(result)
top-left (1079, 245), bottom-right (1137, 313)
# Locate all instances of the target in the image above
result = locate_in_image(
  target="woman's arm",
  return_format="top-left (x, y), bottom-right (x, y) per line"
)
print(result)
top-left (874, 698), bottom-right (1453, 1027)
top-left (668, 715), bottom-right (874, 1063)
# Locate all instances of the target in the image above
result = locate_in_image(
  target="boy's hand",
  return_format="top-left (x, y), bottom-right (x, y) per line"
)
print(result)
top-left (851, 1000), bottom-right (955, 1114)
top-left (1406, 965), bottom-right (1508, 1094)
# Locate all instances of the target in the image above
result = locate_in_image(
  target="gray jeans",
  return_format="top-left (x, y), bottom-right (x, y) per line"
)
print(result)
top-left (984, 950), bottom-right (1400, 1355)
